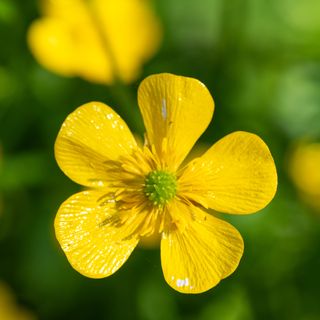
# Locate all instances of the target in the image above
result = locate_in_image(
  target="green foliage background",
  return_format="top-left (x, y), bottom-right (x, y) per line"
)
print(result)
top-left (1, 0), bottom-right (320, 319)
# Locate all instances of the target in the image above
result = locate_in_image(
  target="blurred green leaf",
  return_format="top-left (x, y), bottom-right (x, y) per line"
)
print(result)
top-left (137, 275), bottom-right (179, 320)
top-left (0, 0), bottom-right (18, 25)
top-left (272, 64), bottom-right (320, 138)
top-left (199, 286), bottom-right (253, 320)
top-left (0, 151), bottom-right (49, 191)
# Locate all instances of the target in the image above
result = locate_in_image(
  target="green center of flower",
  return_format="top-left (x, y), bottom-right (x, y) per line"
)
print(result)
top-left (144, 170), bottom-right (177, 206)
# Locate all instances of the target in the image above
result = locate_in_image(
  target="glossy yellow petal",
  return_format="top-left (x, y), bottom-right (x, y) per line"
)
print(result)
top-left (179, 131), bottom-right (277, 214)
top-left (55, 102), bottom-right (137, 187)
top-left (161, 203), bottom-right (243, 294)
top-left (27, 18), bottom-right (75, 76)
top-left (55, 190), bottom-right (139, 278)
top-left (138, 73), bottom-right (214, 170)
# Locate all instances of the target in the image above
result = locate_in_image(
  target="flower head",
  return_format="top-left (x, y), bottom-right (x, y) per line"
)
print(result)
top-left (0, 282), bottom-right (36, 320)
top-left (27, 0), bottom-right (161, 84)
top-left (54, 73), bottom-right (277, 293)
top-left (289, 141), bottom-right (320, 211)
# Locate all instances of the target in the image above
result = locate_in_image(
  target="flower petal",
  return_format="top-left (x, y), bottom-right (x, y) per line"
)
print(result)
top-left (55, 102), bottom-right (137, 187)
top-left (93, 0), bottom-right (162, 83)
top-left (138, 73), bottom-right (214, 170)
top-left (29, 0), bottom-right (114, 84)
top-left (30, 0), bottom-right (161, 84)
top-left (28, 18), bottom-right (76, 76)
top-left (161, 203), bottom-right (243, 294)
top-left (179, 131), bottom-right (277, 214)
top-left (55, 190), bottom-right (139, 278)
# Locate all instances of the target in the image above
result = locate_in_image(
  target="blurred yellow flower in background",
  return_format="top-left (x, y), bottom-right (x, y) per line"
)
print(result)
top-left (54, 73), bottom-right (277, 294)
top-left (289, 142), bottom-right (320, 211)
top-left (0, 145), bottom-right (2, 217)
top-left (0, 282), bottom-right (36, 320)
top-left (27, 0), bottom-right (161, 84)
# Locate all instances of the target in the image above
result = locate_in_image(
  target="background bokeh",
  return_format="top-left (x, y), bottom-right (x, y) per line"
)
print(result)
top-left (1, 0), bottom-right (320, 319)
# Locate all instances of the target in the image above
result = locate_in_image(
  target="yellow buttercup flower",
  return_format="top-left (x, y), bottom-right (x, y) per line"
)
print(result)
top-left (0, 145), bottom-right (2, 217)
top-left (0, 282), bottom-right (36, 320)
top-left (289, 142), bottom-right (320, 211)
top-left (54, 73), bottom-right (277, 294)
top-left (27, 0), bottom-right (161, 84)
